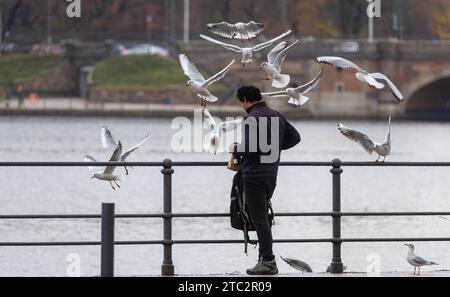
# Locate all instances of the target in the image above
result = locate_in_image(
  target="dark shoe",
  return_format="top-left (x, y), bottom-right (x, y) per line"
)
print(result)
top-left (246, 258), bottom-right (278, 275)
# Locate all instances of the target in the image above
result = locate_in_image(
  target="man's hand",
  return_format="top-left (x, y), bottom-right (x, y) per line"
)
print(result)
top-left (228, 143), bottom-right (236, 153)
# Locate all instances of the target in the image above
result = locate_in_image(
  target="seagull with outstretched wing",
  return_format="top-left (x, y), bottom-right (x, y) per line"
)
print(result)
top-left (179, 54), bottom-right (235, 107)
top-left (101, 126), bottom-right (151, 176)
top-left (84, 142), bottom-right (122, 191)
top-left (262, 70), bottom-right (323, 106)
top-left (202, 108), bottom-right (242, 155)
top-left (206, 21), bottom-right (264, 41)
top-left (200, 30), bottom-right (291, 66)
top-left (316, 56), bottom-right (404, 101)
top-left (337, 117), bottom-right (392, 162)
top-left (260, 40), bottom-right (299, 88)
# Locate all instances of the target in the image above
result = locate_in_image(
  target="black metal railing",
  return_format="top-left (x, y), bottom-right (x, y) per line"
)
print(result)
top-left (1, 159), bottom-right (450, 277)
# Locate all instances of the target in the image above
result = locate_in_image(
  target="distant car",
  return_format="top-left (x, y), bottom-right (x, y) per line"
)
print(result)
top-left (333, 41), bottom-right (360, 53)
top-left (121, 44), bottom-right (169, 56)
top-left (0, 43), bottom-right (15, 53)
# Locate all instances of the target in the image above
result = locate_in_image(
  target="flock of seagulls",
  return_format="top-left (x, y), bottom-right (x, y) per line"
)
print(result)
top-left (281, 244), bottom-right (438, 275)
top-left (179, 21), bottom-right (405, 161)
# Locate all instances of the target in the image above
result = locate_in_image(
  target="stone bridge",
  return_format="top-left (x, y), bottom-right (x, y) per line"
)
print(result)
top-left (178, 39), bottom-right (450, 117)
top-left (62, 39), bottom-right (450, 117)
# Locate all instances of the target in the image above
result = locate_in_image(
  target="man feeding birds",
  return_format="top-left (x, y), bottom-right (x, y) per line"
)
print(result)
top-left (229, 86), bottom-right (301, 275)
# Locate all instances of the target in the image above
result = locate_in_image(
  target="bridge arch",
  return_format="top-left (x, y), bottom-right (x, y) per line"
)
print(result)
top-left (403, 67), bottom-right (450, 113)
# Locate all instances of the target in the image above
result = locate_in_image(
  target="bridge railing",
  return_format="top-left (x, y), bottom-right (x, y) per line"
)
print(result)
top-left (1, 159), bottom-right (450, 276)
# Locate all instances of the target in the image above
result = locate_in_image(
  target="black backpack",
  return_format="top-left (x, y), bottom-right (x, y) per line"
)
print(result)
top-left (230, 171), bottom-right (274, 254)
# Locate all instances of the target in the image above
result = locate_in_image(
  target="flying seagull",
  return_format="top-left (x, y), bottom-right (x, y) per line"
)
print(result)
top-left (199, 30), bottom-right (291, 66)
top-left (202, 108), bottom-right (242, 155)
top-left (179, 54), bottom-right (235, 107)
top-left (261, 70), bottom-right (323, 106)
top-left (84, 142), bottom-right (122, 191)
top-left (337, 117), bottom-right (392, 162)
top-left (206, 21), bottom-right (264, 41)
top-left (101, 126), bottom-right (151, 176)
top-left (405, 244), bottom-right (438, 275)
top-left (260, 40), bottom-right (299, 89)
top-left (316, 56), bottom-right (404, 101)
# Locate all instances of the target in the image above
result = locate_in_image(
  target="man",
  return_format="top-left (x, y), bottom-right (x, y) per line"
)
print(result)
top-left (229, 86), bottom-right (301, 275)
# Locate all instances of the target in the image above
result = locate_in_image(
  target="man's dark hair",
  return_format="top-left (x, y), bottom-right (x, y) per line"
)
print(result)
top-left (237, 86), bottom-right (262, 103)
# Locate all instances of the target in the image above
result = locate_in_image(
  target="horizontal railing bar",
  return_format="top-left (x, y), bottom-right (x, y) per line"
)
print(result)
top-left (342, 238), bottom-right (450, 242)
top-left (1, 212), bottom-right (450, 220)
top-left (2, 161), bottom-right (450, 167)
top-left (2, 237), bottom-right (450, 247)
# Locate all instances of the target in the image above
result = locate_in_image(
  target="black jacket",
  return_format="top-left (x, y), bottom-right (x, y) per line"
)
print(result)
top-left (233, 101), bottom-right (301, 177)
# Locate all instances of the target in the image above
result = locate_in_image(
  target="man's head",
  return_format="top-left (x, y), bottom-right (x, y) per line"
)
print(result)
top-left (237, 86), bottom-right (262, 111)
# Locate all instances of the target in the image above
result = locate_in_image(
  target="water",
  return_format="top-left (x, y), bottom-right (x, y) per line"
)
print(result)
top-left (1, 115), bottom-right (450, 276)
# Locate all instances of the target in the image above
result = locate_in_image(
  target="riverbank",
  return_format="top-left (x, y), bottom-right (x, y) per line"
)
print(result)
top-left (1, 97), bottom-right (450, 121)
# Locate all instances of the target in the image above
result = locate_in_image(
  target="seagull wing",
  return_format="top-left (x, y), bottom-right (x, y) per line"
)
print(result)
top-left (121, 133), bottom-right (151, 162)
top-left (412, 255), bottom-right (430, 265)
top-left (83, 155), bottom-right (103, 172)
top-left (295, 70), bottom-right (324, 94)
top-left (206, 22), bottom-right (237, 39)
top-left (202, 108), bottom-right (217, 131)
top-left (252, 30), bottom-right (292, 52)
top-left (280, 256), bottom-right (313, 272)
top-left (104, 142), bottom-right (123, 174)
top-left (369, 72), bottom-right (404, 101)
top-left (179, 54), bottom-right (206, 83)
top-left (199, 34), bottom-right (243, 53)
top-left (101, 126), bottom-right (118, 151)
top-left (243, 21), bottom-right (264, 38)
top-left (261, 91), bottom-right (289, 98)
top-left (273, 40), bottom-right (299, 70)
top-left (316, 56), bottom-right (362, 72)
top-left (358, 72), bottom-right (385, 89)
top-left (203, 59), bottom-right (235, 88)
top-left (267, 41), bottom-right (287, 64)
top-left (338, 123), bottom-right (375, 154)
top-left (217, 119), bottom-right (242, 135)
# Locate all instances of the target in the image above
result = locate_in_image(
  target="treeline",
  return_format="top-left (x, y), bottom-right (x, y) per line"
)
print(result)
top-left (0, 0), bottom-right (449, 43)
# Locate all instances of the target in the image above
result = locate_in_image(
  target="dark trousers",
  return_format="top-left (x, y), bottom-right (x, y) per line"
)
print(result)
top-left (243, 177), bottom-right (277, 261)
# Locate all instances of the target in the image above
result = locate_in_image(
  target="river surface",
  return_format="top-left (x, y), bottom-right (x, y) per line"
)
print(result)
top-left (1, 115), bottom-right (450, 276)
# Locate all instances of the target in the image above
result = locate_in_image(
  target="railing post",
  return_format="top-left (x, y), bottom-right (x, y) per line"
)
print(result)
top-left (330, 159), bottom-right (344, 273)
top-left (161, 159), bottom-right (175, 276)
top-left (101, 203), bottom-right (115, 277)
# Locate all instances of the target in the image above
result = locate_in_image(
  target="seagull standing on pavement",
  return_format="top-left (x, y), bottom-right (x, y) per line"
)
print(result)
top-left (280, 256), bottom-right (313, 273)
top-left (179, 54), bottom-right (235, 107)
top-left (206, 21), bottom-right (264, 41)
top-left (260, 40), bottom-right (299, 89)
top-left (337, 116), bottom-right (392, 162)
top-left (261, 70), bottom-right (323, 106)
top-left (404, 244), bottom-right (438, 275)
top-left (316, 56), bottom-right (404, 101)
top-left (200, 30), bottom-right (291, 66)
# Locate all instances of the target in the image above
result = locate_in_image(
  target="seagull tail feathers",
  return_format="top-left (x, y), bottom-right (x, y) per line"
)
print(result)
top-left (272, 74), bottom-right (290, 89)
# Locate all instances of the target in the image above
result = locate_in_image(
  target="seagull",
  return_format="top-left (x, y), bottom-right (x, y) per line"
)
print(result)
top-left (101, 126), bottom-right (151, 176)
top-left (179, 54), bottom-right (235, 107)
top-left (199, 30), bottom-right (291, 66)
top-left (260, 40), bottom-right (299, 89)
top-left (84, 142), bottom-right (122, 191)
top-left (405, 244), bottom-right (438, 275)
top-left (261, 70), bottom-right (323, 106)
top-left (202, 108), bottom-right (242, 155)
top-left (206, 21), bottom-right (264, 41)
top-left (280, 256), bottom-right (313, 273)
top-left (316, 56), bottom-right (404, 101)
top-left (337, 117), bottom-right (392, 162)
